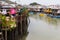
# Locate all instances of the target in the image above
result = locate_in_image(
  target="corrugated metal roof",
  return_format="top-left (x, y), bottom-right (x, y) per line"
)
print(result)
top-left (0, 0), bottom-right (17, 4)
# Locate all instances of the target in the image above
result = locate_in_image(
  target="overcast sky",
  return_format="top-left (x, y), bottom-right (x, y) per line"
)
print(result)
top-left (10, 0), bottom-right (60, 5)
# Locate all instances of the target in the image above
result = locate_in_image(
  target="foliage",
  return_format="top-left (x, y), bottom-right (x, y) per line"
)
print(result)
top-left (0, 14), bottom-right (16, 29)
top-left (30, 2), bottom-right (40, 5)
top-left (20, 7), bottom-right (29, 16)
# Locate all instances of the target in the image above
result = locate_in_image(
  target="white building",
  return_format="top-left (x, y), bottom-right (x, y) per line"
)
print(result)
top-left (47, 5), bottom-right (60, 9)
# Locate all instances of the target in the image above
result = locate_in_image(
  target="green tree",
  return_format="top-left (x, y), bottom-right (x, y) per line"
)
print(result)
top-left (30, 2), bottom-right (40, 5)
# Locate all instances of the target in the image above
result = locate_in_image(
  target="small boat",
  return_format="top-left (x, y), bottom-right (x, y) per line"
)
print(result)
top-left (39, 13), bottom-right (45, 17)
top-left (47, 14), bottom-right (60, 18)
top-left (47, 9), bottom-right (60, 18)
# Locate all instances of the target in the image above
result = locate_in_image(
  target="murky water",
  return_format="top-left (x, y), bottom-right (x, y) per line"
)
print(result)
top-left (22, 12), bottom-right (60, 40)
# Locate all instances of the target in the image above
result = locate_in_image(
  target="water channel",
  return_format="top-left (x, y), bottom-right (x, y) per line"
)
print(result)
top-left (21, 12), bottom-right (60, 40)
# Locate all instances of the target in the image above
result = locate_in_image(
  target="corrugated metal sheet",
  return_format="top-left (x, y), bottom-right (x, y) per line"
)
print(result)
top-left (0, 0), bottom-right (17, 4)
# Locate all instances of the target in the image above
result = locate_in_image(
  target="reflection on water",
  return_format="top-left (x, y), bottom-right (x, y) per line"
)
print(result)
top-left (31, 13), bottom-right (60, 27)
top-left (21, 12), bottom-right (60, 40)
top-left (46, 17), bottom-right (57, 26)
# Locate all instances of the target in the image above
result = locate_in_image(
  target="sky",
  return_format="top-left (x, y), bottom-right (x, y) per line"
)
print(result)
top-left (10, 0), bottom-right (60, 5)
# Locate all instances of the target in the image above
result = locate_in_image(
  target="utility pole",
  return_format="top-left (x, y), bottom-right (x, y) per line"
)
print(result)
top-left (0, 2), bottom-right (2, 8)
